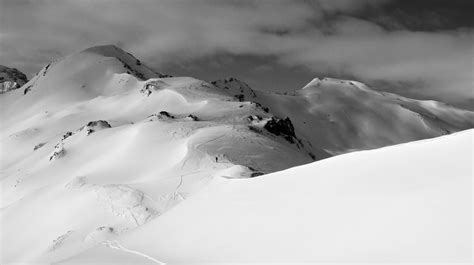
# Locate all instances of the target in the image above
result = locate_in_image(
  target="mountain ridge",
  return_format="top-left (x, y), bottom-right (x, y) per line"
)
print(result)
top-left (212, 75), bottom-right (474, 154)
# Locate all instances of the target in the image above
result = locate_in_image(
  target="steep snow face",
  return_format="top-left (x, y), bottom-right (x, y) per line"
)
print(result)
top-left (62, 130), bottom-right (473, 263)
top-left (0, 46), bottom-right (322, 264)
top-left (226, 77), bottom-right (474, 154)
top-left (0, 65), bottom-right (28, 94)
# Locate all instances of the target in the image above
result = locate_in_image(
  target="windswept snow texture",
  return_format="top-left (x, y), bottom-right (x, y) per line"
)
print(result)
top-left (212, 77), bottom-right (474, 154)
top-left (61, 130), bottom-right (474, 264)
top-left (1, 45), bottom-right (472, 264)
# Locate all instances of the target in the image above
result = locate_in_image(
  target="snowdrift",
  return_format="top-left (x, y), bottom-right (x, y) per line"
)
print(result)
top-left (62, 129), bottom-right (473, 264)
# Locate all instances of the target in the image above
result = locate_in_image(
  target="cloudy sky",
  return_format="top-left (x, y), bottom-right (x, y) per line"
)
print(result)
top-left (1, 0), bottom-right (473, 109)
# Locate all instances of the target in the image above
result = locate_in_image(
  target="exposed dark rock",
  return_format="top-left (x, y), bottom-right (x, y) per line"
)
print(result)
top-left (61, 132), bottom-right (73, 141)
top-left (248, 126), bottom-right (263, 134)
top-left (264, 117), bottom-right (296, 143)
top-left (86, 120), bottom-right (110, 127)
top-left (97, 226), bottom-right (114, 233)
top-left (42, 63), bottom-right (51, 76)
top-left (211, 77), bottom-right (257, 99)
top-left (118, 58), bottom-right (146, 80)
top-left (23, 85), bottom-right (32, 95)
top-left (187, 114), bottom-right (199, 121)
top-left (0, 65), bottom-right (28, 94)
top-left (50, 142), bottom-right (66, 161)
top-left (34, 143), bottom-right (46, 151)
top-left (250, 172), bottom-right (264, 178)
top-left (83, 120), bottom-right (111, 135)
top-left (159, 111), bottom-right (174, 119)
top-left (148, 111), bottom-right (175, 121)
top-left (235, 94), bottom-right (245, 101)
top-left (141, 80), bottom-right (168, 96)
top-left (247, 115), bottom-right (263, 122)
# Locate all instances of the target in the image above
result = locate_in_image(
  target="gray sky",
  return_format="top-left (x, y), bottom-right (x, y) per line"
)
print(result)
top-left (1, 0), bottom-right (473, 109)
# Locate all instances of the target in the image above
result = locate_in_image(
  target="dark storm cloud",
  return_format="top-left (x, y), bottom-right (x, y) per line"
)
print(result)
top-left (0, 0), bottom-right (472, 108)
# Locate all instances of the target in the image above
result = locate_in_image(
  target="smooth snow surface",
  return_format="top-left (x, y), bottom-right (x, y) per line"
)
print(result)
top-left (61, 130), bottom-right (474, 264)
top-left (1, 46), bottom-right (473, 264)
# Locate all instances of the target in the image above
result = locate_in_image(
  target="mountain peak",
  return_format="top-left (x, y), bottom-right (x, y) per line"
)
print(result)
top-left (81, 45), bottom-right (128, 58)
top-left (78, 45), bottom-right (167, 80)
top-left (302, 77), bottom-right (373, 94)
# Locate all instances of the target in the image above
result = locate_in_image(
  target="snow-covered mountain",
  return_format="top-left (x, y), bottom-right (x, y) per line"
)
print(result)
top-left (212, 77), bottom-right (474, 154)
top-left (1, 45), bottom-right (324, 263)
top-left (0, 65), bottom-right (28, 94)
top-left (1, 45), bottom-right (472, 264)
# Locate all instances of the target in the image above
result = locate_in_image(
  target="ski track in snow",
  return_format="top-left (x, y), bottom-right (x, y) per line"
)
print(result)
top-left (102, 240), bottom-right (166, 264)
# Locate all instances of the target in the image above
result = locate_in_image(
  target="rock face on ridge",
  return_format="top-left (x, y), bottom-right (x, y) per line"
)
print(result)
top-left (0, 65), bottom-right (28, 94)
top-left (211, 77), bottom-right (257, 101)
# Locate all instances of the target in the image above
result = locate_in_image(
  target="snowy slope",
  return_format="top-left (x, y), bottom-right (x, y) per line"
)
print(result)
top-left (213, 77), bottom-right (474, 154)
top-left (61, 129), bottom-right (473, 264)
top-left (0, 46), bottom-right (322, 264)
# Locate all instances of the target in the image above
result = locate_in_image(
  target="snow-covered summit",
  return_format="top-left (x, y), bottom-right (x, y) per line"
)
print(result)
top-left (12, 45), bottom-right (171, 107)
top-left (224, 76), bottom-right (474, 154)
top-left (302, 77), bottom-right (371, 92)
top-left (81, 45), bottom-right (168, 80)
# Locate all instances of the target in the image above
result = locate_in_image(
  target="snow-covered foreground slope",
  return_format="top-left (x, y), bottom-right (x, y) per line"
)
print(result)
top-left (61, 129), bottom-right (473, 264)
top-left (213, 78), bottom-right (474, 154)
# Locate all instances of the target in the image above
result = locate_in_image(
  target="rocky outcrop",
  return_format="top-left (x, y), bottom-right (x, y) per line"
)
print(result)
top-left (141, 79), bottom-right (169, 96)
top-left (186, 114), bottom-right (199, 121)
top-left (0, 65), bottom-right (28, 94)
top-left (49, 121), bottom-right (111, 160)
top-left (81, 120), bottom-right (112, 135)
top-left (148, 111), bottom-right (175, 121)
top-left (33, 142), bottom-right (46, 151)
top-left (211, 77), bottom-right (257, 101)
top-left (264, 117), bottom-right (296, 143)
top-left (50, 142), bottom-right (66, 161)
top-left (148, 112), bottom-right (201, 122)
